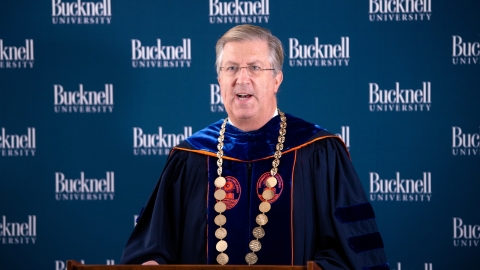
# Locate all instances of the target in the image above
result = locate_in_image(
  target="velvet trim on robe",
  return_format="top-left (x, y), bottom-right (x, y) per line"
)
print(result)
top-left (183, 113), bottom-right (325, 161)
top-left (120, 114), bottom-right (389, 270)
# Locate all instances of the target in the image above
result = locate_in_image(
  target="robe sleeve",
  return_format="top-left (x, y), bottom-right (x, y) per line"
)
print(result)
top-left (294, 137), bottom-right (389, 270)
top-left (120, 148), bottom-right (208, 265)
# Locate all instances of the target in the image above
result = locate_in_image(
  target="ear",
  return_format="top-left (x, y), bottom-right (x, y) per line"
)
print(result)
top-left (273, 71), bottom-right (283, 94)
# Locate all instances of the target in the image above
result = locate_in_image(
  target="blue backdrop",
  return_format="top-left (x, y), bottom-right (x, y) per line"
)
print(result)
top-left (1, 1), bottom-right (479, 269)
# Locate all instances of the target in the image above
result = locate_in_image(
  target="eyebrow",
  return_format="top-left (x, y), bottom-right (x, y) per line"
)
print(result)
top-left (223, 60), bottom-right (265, 66)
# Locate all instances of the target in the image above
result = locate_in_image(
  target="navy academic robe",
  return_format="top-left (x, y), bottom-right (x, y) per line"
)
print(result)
top-left (121, 113), bottom-right (389, 270)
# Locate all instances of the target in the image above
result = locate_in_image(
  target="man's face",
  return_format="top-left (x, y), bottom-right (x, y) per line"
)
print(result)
top-left (218, 40), bottom-right (283, 131)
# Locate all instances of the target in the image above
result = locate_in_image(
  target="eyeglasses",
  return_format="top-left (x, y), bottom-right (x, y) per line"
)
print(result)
top-left (219, 65), bottom-right (275, 77)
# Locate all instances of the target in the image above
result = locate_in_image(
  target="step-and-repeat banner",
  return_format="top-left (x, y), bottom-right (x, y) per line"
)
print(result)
top-left (1, 1), bottom-right (479, 269)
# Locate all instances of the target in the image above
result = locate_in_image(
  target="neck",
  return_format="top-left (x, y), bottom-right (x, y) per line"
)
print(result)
top-left (229, 108), bottom-right (278, 132)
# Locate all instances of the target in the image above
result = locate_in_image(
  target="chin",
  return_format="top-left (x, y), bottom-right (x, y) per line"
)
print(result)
top-left (234, 114), bottom-right (254, 121)
top-left (233, 109), bottom-right (257, 119)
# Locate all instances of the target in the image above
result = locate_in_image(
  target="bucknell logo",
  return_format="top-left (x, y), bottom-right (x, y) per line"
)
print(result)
top-left (133, 126), bottom-right (193, 156)
top-left (393, 262), bottom-right (433, 270)
top-left (0, 39), bottom-right (34, 68)
top-left (0, 215), bottom-right (36, 244)
top-left (369, 82), bottom-right (431, 112)
top-left (52, 0), bottom-right (112, 24)
top-left (453, 217), bottom-right (480, 247)
top-left (210, 84), bottom-right (225, 113)
top-left (289, 37), bottom-right (350, 67)
top-left (131, 39), bottom-right (192, 68)
top-left (369, 0), bottom-right (432, 22)
top-left (452, 126), bottom-right (480, 156)
top-left (369, 172), bottom-right (432, 202)
top-left (209, 0), bottom-right (270, 24)
top-left (335, 126), bottom-right (350, 151)
top-left (452, 35), bottom-right (480, 65)
top-left (55, 171), bottom-right (115, 201)
top-left (0, 127), bottom-right (36, 157)
top-left (256, 172), bottom-right (283, 203)
top-left (54, 84), bottom-right (114, 113)
top-left (216, 176), bottom-right (241, 210)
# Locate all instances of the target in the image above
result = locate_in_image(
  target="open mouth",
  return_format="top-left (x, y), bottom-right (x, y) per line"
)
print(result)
top-left (237, 94), bottom-right (252, 100)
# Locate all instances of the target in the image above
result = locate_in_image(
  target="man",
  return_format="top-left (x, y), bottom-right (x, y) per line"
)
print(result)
top-left (121, 24), bottom-right (389, 270)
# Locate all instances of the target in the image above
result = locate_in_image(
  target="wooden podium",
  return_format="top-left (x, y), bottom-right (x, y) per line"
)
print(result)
top-left (67, 260), bottom-right (322, 270)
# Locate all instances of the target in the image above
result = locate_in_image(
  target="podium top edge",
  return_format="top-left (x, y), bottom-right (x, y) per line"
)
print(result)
top-left (67, 260), bottom-right (319, 270)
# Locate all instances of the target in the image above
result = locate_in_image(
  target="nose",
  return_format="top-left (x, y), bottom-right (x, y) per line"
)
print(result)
top-left (236, 67), bottom-right (250, 84)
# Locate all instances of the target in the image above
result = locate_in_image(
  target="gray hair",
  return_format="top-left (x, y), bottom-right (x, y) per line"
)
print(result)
top-left (215, 24), bottom-right (284, 76)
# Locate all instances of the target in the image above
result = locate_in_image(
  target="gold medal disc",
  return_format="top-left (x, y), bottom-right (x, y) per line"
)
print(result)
top-left (255, 213), bottom-right (268, 226)
top-left (262, 189), bottom-right (274, 200)
top-left (259, 201), bottom-right (271, 213)
top-left (215, 227), bottom-right (227, 239)
top-left (249, 240), bottom-right (262, 252)
top-left (214, 201), bottom-right (227, 213)
top-left (245, 252), bottom-right (258, 265)
top-left (214, 214), bottom-right (226, 226)
top-left (214, 189), bottom-right (226, 200)
top-left (216, 240), bottom-right (228, 252)
top-left (214, 176), bottom-right (226, 188)
top-left (252, 226), bottom-right (265, 239)
top-left (217, 253), bottom-right (229, 265)
top-left (266, 176), bottom-right (277, 188)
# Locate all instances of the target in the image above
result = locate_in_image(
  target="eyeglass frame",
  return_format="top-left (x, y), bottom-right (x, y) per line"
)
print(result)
top-left (219, 65), bottom-right (275, 77)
